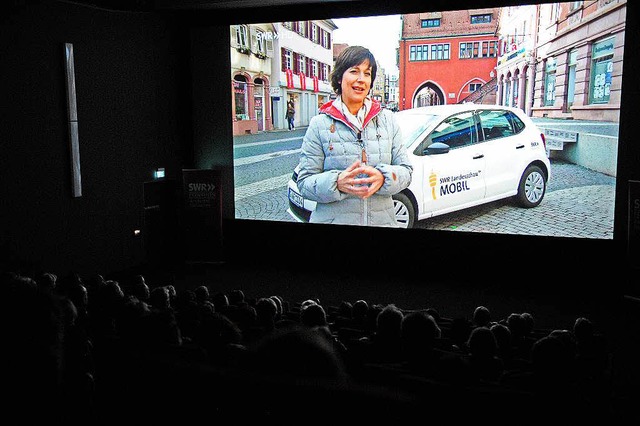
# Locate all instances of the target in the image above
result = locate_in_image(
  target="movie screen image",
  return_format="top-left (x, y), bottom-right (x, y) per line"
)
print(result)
top-left (231, 2), bottom-right (625, 240)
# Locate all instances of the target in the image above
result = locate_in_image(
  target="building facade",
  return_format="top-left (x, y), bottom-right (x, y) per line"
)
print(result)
top-left (530, 0), bottom-right (626, 122)
top-left (494, 1), bottom-right (626, 176)
top-left (398, 8), bottom-right (500, 110)
top-left (371, 61), bottom-right (386, 103)
top-left (495, 4), bottom-right (539, 115)
top-left (272, 20), bottom-right (336, 131)
top-left (230, 23), bottom-right (276, 135)
top-left (386, 74), bottom-right (399, 110)
top-left (230, 20), bottom-right (336, 135)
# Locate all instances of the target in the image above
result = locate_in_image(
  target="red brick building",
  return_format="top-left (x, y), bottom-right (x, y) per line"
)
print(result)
top-left (398, 9), bottom-right (501, 110)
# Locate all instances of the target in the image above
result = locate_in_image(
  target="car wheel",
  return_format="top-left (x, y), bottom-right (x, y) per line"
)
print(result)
top-left (393, 192), bottom-right (415, 228)
top-left (516, 164), bottom-right (546, 208)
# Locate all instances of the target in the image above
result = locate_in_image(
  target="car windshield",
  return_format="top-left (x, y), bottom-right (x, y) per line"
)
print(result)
top-left (394, 111), bottom-right (441, 148)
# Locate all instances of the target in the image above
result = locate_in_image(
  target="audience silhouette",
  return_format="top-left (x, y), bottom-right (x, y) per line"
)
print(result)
top-left (361, 303), bottom-right (404, 364)
top-left (472, 305), bottom-right (492, 328)
top-left (466, 326), bottom-right (504, 383)
top-left (300, 301), bottom-right (328, 328)
top-left (2, 267), bottom-right (622, 424)
top-left (400, 311), bottom-right (442, 371)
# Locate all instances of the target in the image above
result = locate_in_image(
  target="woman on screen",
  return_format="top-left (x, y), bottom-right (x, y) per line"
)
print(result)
top-left (296, 45), bottom-right (412, 227)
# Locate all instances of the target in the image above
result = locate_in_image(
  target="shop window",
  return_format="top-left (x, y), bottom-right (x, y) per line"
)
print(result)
top-left (589, 38), bottom-right (615, 105)
top-left (233, 75), bottom-right (249, 121)
top-left (566, 50), bottom-right (578, 109)
top-left (544, 58), bottom-right (557, 107)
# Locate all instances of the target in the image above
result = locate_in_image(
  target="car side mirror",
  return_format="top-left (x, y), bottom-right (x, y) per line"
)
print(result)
top-left (424, 142), bottom-right (450, 155)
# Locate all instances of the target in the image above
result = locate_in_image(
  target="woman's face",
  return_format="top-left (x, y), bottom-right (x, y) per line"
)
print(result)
top-left (340, 60), bottom-right (372, 107)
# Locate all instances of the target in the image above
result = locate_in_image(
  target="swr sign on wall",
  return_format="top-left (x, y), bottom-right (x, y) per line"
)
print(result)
top-left (182, 169), bottom-right (223, 262)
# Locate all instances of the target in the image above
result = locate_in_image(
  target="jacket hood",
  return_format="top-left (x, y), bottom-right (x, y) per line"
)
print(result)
top-left (319, 98), bottom-right (382, 131)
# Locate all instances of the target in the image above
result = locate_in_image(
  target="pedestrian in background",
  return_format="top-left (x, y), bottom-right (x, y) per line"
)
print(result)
top-left (286, 101), bottom-right (295, 131)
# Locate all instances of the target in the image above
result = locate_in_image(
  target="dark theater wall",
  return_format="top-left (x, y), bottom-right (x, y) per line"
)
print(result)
top-left (2, 0), bottom-right (639, 292)
top-left (1, 2), bottom-right (192, 275)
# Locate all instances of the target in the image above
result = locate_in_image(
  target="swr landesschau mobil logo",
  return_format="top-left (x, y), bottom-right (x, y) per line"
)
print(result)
top-left (429, 170), bottom-right (481, 200)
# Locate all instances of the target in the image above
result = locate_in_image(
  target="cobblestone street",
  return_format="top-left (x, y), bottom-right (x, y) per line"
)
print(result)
top-left (235, 158), bottom-right (616, 239)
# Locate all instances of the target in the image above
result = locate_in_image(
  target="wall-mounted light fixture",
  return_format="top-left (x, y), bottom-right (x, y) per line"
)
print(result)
top-left (64, 42), bottom-right (82, 197)
top-left (154, 168), bottom-right (165, 179)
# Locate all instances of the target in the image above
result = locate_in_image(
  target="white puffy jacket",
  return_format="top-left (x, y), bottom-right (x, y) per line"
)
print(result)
top-left (297, 99), bottom-right (412, 227)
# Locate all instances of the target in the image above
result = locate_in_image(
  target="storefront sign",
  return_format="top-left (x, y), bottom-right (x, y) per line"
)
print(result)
top-left (593, 38), bottom-right (614, 58)
top-left (269, 86), bottom-right (281, 97)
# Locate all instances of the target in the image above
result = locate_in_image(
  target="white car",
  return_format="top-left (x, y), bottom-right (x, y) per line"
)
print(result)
top-left (288, 104), bottom-right (550, 228)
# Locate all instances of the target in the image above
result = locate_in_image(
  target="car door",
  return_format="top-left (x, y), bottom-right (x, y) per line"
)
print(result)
top-left (476, 109), bottom-right (528, 200)
top-left (412, 111), bottom-right (486, 217)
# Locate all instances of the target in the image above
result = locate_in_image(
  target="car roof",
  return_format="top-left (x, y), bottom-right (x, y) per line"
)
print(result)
top-left (396, 103), bottom-right (522, 117)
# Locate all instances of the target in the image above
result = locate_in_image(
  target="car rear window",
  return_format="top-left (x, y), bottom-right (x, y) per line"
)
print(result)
top-left (478, 110), bottom-right (525, 140)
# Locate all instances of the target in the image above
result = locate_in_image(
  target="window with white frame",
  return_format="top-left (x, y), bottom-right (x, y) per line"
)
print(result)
top-left (298, 54), bottom-right (306, 75)
top-left (322, 63), bottom-right (330, 81)
top-left (460, 42), bottom-right (473, 59)
top-left (544, 58), bottom-right (557, 106)
top-left (282, 48), bottom-right (292, 71)
top-left (410, 43), bottom-right (450, 61)
top-left (297, 21), bottom-right (306, 37)
top-left (235, 25), bottom-right (249, 50)
top-left (434, 44), bottom-right (448, 60)
top-left (551, 3), bottom-right (561, 22)
top-left (471, 14), bottom-right (492, 24)
top-left (251, 28), bottom-right (268, 57)
top-left (421, 19), bottom-right (440, 27)
top-left (484, 41), bottom-right (498, 57)
top-left (460, 41), bottom-right (498, 59)
top-left (322, 30), bottom-right (330, 49)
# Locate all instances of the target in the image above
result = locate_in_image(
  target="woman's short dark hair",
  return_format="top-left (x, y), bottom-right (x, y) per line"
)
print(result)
top-left (330, 45), bottom-right (377, 95)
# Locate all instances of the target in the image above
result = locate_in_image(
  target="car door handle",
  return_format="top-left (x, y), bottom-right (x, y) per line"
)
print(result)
top-left (516, 144), bottom-right (525, 149)
top-left (473, 154), bottom-right (484, 159)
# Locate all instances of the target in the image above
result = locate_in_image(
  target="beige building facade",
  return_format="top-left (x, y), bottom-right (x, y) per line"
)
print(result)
top-left (533, 1), bottom-right (626, 122)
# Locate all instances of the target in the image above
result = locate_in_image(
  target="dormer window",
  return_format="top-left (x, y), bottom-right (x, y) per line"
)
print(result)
top-left (470, 14), bottom-right (492, 24)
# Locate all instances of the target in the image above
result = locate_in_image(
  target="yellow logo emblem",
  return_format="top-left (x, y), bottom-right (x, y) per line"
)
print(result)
top-left (429, 172), bottom-right (437, 200)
